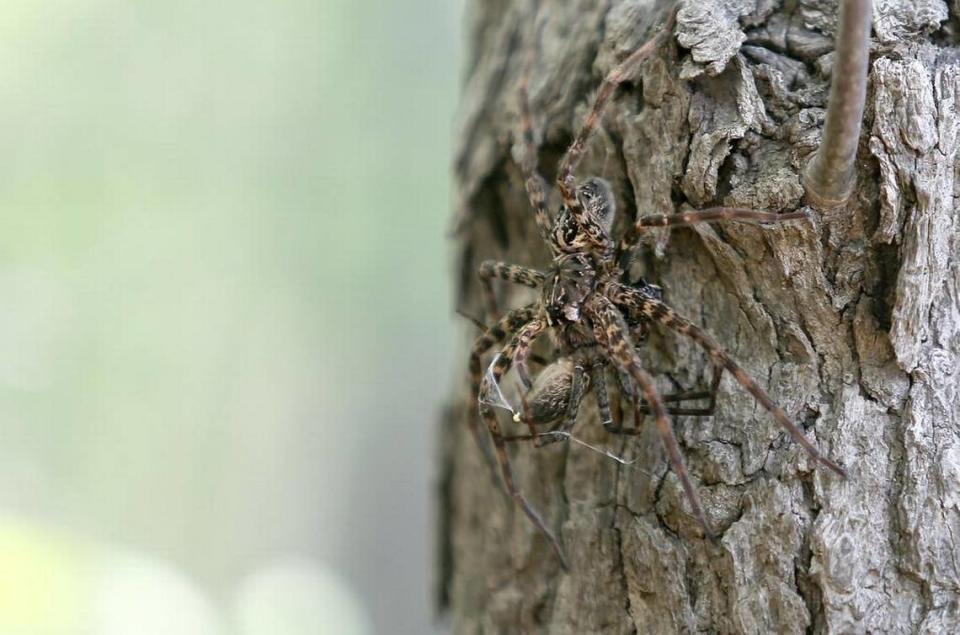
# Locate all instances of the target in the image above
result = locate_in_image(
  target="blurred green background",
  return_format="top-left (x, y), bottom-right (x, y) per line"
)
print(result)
top-left (0, 0), bottom-right (460, 632)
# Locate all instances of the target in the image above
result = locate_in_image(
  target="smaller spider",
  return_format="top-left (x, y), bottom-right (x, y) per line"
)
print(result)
top-left (465, 8), bottom-right (845, 568)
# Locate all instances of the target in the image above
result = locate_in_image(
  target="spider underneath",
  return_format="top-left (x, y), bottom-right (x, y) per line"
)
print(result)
top-left (465, 9), bottom-right (845, 569)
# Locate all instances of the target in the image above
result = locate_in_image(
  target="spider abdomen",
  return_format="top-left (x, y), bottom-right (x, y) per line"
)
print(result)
top-left (522, 358), bottom-right (581, 425)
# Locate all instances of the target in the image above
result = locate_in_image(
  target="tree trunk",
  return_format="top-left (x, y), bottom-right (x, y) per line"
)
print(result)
top-left (439, 1), bottom-right (960, 632)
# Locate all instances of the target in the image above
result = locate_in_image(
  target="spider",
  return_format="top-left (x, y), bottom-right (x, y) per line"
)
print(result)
top-left (465, 8), bottom-right (846, 569)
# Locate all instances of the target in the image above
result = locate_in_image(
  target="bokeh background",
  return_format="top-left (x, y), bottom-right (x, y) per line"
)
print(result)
top-left (0, 0), bottom-right (462, 632)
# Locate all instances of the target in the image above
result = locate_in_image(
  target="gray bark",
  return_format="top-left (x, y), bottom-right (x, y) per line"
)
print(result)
top-left (440, 1), bottom-right (960, 632)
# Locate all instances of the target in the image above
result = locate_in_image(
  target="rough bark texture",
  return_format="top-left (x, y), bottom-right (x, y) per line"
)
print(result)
top-left (440, 1), bottom-right (960, 632)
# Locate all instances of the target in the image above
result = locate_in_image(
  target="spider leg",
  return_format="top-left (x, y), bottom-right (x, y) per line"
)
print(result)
top-left (500, 313), bottom-right (548, 392)
top-left (517, 54), bottom-right (555, 249)
top-left (591, 364), bottom-right (642, 436)
top-left (483, 318), bottom-right (569, 568)
top-left (611, 283), bottom-right (847, 477)
top-left (468, 306), bottom-right (539, 471)
top-left (635, 365), bottom-right (725, 416)
top-left (613, 364), bottom-right (723, 429)
top-left (616, 207), bottom-right (809, 269)
top-left (589, 296), bottom-right (714, 538)
top-left (616, 366), bottom-right (636, 400)
top-left (555, 9), bottom-right (676, 247)
top-left (478, 260), bottom-right (545, 321)
top-left (591, 366), bottom-right (615, 431)
top-left (613, 367), bottom-right (630, 429)
top-left (595, 365), bottom-right (657, 435)
top-left (483, 401), bottom-right (569, 569)
top-left (459, 309), bottom-right (551, 367)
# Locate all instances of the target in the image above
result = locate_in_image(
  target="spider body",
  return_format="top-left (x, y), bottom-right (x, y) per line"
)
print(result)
top-left (521, 356), bottom-right (579, 424)
top-left (542, 251), bottom-right (597, 325)
top-left (466, 8), bottom-right (845, 570)
top-left (551, 177), bottom-right (616, 254)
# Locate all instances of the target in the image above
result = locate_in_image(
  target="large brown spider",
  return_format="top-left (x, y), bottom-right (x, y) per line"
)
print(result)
top-left (465, 9), bottom-right (846, 569)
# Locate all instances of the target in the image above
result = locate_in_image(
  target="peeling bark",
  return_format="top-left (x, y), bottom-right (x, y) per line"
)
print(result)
top-left (441, 0), bottom-right (960, 632)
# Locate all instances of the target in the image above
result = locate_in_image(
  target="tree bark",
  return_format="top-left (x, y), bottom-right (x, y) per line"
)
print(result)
top-left (440, 1), bottom-right (960, 632)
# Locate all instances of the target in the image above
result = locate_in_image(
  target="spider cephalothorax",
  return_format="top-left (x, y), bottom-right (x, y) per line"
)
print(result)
top-left (542, 176), bottom-right (621, 325)
top-left (466, 7), bottom-right (845, 569)
top-left (542, 252), bottom-right (595, 324)
top-left (551, 177), bottom-right (616, 254)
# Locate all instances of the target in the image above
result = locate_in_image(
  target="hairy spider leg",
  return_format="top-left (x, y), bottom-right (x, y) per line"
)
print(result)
top-left (477, 260), bottom-right (545, 322)
top-left (459, 309), bottom-right (553, 367)
top-left (498, 313), bottom-right (546, 391)
top-left (487, 316), bottom-right (548, 406)
top-left (616, 207), bottom-right (809, 269)
top-left (611, 361), bottom-right (725, 424)
top-left (555, 9), bottom-right (677, 250)
top-left (634, 365), bottom-right (725, 417)
top-left (480, 404), bottom-right (569, 569)
top-left (594, 365), bottom-right (650, 436)
top-left (612, 367), bottom-right (635, 428)
top-left (517, 52), bottom-right (555, 249)
top-left (468, 306), bottom-right (540, 473)
top-left (611, 283), bottom-right (847, 477)
top-left (482, 318), bottom-right (569, 569)
top-left (591, 366), bottom-right (621, 433)
top-left (589, 295), bottom-right (715, 537)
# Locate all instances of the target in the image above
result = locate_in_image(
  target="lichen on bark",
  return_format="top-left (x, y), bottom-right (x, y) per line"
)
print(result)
top-left (441, 1), bottom-right (960, 632)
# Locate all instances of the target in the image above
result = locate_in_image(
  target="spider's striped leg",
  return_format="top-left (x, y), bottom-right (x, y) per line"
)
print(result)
top-left (517, 64), bottom-right (555, 249)
top-left (468, 306), bottom-right (538, 471)
top-left (614, 358), bottom-right (723, 423)
top-left (613, 367), bottom-right (636, 429)
top-left (696, 363), bottom-right (725, 412)
top-left (588, 295), bottom-right (714, 537)
top-left (594, 365), bottom-right (643, 436)
top-left (616, 207), bottom-right (809, 269)
top-left (489, 313), bottom-right (549, 412)
top-left (459, 310), bottom-right (551, 367)
top-left (483, 318), bottom-right (569, 568)
top-left (611, 283), bottom-right (847, 477)
top-left (636, 365), bottom-right (725, 417)
top-left (482, 400), bottom-right (568, 569)
top-left (592, 366), bottom-right (615, 431)
top-left (504, 311), bottom-right (548, 392)
top-left (478, 260), bottom-right (545, 321)
top-left (598, 366), bottom-right (679, 434)
top-left (555, 8), bottom-right (676, 247)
